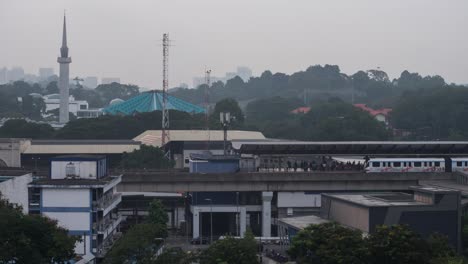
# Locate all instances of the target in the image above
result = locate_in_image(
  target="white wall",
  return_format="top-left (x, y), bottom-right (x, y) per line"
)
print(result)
top-left (74, 235), bottom-right (92, 255)
top-left (277, 192), bottom-right (321, 208)
top-left (0, 174), bottom-right (32, 214)
top-left (51, 161), bottom-right (97, 179)
top-left (42, 189), bottom-right (90, 207)
top-left (43, 212), bottom-right (90, 231)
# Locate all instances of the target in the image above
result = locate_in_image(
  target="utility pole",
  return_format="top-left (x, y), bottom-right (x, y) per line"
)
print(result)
top-left (205, 70), bottom-right (211, 150)
top-left (161, 33), bottom-right (170, 151)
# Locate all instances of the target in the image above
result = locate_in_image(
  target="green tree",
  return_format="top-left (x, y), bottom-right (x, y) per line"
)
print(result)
top-left (200, 231), bottom-right (259, 264)
top-left (211, 98), bottom-right (244, 128)
top-left (153, 247), bottom-right (195, 264)
top-left (366, 225), bottom-right (430, 264)
top-left (288, 222), bottom-right (368, 264)
top-left (120, 145), bottom-right (174, 169)
top-left (0, 119), bottom-right (55, 139)
top-left (104, 223), bottom-right (165, 264)
top-left (0, 196), bottom-right (78, 263)
top-left (147, 199), bottom-right (168, 237)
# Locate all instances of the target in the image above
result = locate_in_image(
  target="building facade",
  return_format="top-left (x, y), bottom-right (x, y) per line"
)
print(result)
top-left (28, 155), bottom-right (122, 261)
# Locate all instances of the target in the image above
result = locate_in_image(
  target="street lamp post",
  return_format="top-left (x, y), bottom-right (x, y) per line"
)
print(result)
top-left (205, 198), bottom-right (213, 244)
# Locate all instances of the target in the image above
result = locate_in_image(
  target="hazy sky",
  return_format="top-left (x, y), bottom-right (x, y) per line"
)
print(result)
top-left (1, 0), bottom-right (467, 89)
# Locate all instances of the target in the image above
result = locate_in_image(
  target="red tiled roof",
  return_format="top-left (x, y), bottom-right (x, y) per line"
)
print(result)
top-left (354, 104), bottom-right (392, 117)
top-left (291, 107), bottom-right (311, 114)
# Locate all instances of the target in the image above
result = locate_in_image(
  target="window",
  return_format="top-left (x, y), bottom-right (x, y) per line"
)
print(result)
top-left (80, 104), bottom-right (87, 110)
top-left (393, 162), bottom-right (401, 167)
top-left (457, 161), bottom-right (462, 167)
top-left (429, 162), bottom-right (433, 166)
top-left (382, 162), bottom-right (386, 167)
top-left (435, 162), bottom-right (440, 167)
top-left (372, 162), bottom-right (380, 167)
top-left (465, 162), bottom-right (468, 166)
top-left (424, 162), bottom-right (427, 166)
top-left (414, 162), bottom-right (422, 167)
top-left (403, 162), bottom-right (407, 167)
top-left (185, 159), bottom-right (189, 164)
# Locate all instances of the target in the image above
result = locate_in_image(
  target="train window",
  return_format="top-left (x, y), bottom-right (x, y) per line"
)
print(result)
top-left (429, 162), bottom-right (433, 166)
top-left (393, 162), bottom-right (401, 167)
top-left (465, 162), bottom-right (468, 166)
top-left (382, 162), bottom-right (386, 167)
top-left (435, 162), bottom-right (440, 167)
top-left (403, 162), bottom-right (407, 167)
top-left (457, 161), bottom-right (462, 167)
top-left (372, 162), bottom-right (380, 167)
top-left (414, 162), bottom-right (422, 167)
top-left (424, 162), bottom-right (427, 166)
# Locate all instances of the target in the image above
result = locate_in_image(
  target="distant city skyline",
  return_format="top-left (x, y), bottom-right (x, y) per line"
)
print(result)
top-left (1, 0), bottom-right (468, 88)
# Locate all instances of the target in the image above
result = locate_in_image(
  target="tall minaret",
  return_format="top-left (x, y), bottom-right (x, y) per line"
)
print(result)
top-left (57, 14), bottom-right (71, 124)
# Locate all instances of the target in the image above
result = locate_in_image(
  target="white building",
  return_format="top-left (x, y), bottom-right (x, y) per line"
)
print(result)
top-left (44, 94), bottom-right (89, 116)
top-left (29, 155), bottom-right (122, 262)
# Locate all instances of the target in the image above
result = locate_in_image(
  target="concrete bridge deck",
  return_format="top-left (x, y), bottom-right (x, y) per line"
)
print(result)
top-left (117, 172), bottom-right (454, 192)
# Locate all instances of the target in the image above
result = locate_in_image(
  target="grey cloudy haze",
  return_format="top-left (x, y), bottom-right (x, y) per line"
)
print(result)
top-left (1, 0), bottom-right (467, 89)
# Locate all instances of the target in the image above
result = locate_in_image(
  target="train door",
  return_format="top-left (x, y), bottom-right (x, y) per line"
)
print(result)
top-left (444, 157), bottom-right (452, 172)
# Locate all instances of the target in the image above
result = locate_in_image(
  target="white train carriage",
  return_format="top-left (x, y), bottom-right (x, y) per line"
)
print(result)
top-left (451, 158), bottom-right (468, 172)
top-left (365, 158), bottom-right (445, 173)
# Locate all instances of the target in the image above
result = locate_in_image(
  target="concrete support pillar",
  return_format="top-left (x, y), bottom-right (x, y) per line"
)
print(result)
top-left (193, 207), bottom-right (200, 238)
top-left (240, 207), bottom-right (247, 237)
top-left (262, 191), bottom-right (273, 237)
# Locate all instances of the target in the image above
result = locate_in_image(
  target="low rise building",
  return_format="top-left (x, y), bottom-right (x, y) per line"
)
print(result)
top-left (28, 155), bottom-right (122, 261)
top-left (278, 186), bottom-right (462, 251)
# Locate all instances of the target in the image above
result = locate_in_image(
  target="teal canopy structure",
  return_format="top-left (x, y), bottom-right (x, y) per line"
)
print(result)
top-left (103, 91), bottom-right (205, 115)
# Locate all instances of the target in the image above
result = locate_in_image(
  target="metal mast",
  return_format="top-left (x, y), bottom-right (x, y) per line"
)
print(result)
top-left (161, 33), bottom-right (170, 146)
top-left (205, 69), bottom-right (211, 149)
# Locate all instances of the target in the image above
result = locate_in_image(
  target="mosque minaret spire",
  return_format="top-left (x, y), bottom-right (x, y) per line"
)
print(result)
top-left (57, 13), bottom-right (71, 124)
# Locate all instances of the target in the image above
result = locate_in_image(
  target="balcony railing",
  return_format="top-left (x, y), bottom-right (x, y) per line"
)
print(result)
top-left (94, 215), bottom-right (123, 233)
top-left (92, 193), bottom-right (122, 210)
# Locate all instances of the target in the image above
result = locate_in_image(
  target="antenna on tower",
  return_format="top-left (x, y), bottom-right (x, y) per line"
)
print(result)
top-left (205, 69), bottom-right (212, 150)
top-left (161, 33), bottom-right (170, 154)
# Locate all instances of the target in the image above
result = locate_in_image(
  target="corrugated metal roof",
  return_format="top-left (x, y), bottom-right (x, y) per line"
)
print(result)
top-left (134, 130), bottom-right (266, 147)
top-left (102, 91), bottom-right (205, 115)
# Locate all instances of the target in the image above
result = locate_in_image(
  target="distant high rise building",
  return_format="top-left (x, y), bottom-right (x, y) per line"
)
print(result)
top-left (0, 67), bottom-right (7, 84)
top-left (7, 67), bottom-right (25, 82)
top-left (236, 66), bottom-right (252, 82)
top-left (101, 78), bottom-right (120, 84)
top-left (57, 15), bottom-right (72, 124)
top-left (83, 76), bottom-right (98, 88)
top-left (38, 68), bottom-right (54, 79)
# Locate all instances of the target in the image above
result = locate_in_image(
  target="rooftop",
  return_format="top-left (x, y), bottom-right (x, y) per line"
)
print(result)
top-left (323, 193), bottom-right (426, 207)
top-left (29, 175), bottom-right (121, 188)
top-left (278, 215), bottom-right (329, 230)
top-left (134, 130), bottom-right (266, 147)
top-left (103, 90), bottom-right (205, 115)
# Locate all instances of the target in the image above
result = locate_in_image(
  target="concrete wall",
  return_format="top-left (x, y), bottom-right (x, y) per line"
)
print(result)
top-left (0, 139), bottom-right (29, 167)
top-left (278, 192), bottom-right (321, 208)
top-left (0, 174), bottom-right (32, 213)
top-left (324, 198), bottom-right (370, 232)
top-left (42, 189), bottom-right (90, 207)
top-left (51, 161), bottom-right (97, 179)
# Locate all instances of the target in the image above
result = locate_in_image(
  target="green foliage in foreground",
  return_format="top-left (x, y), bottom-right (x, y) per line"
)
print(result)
top-left (147, 199), bottom-right (169, 237)
top-left (199, 230), bottom-right (259, 264)
top-left (288, 223), bottom-right (464, 264)
top-left (0, 195), bottom-right (78, 263)
top-left (120, 145), bottom-right (174, 169)
top-left (104, 223), bottom-right (165, 264)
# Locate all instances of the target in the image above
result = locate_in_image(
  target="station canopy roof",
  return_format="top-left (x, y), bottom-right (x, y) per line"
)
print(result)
top-left (232, 140), bottom-right (468, 156)
top-left (134, 130), bottom-right (266, 147)
top-left (103, 90), bottom-right (205, 115)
